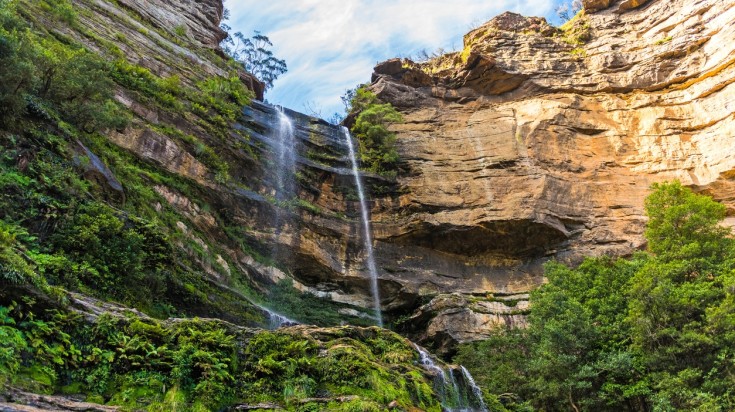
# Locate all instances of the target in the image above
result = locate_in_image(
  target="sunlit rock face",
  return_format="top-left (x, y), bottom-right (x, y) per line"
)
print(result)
top-left (116, 0), bottom-right (227, 49)
top-left (61, 0), bottom-right (734, 356)
top-left (361, 0), bottom-right (735, 353)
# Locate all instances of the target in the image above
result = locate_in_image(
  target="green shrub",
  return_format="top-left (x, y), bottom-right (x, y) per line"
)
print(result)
top-left (48, 202), bottom-right (172, 302)
top-left (0, 221), bottom-right (44, 286)
top-left (0, 305), bottom-right (27, 382)
top-left (196, 75), bottom-right (252, 121)
top-left (348, 88), bottom-right (402, 178)
top-left (111, 59), bottom-right (160, 97)
top-left (41, 0), bottom-right (77, 24)
top-left (0, 4), bottom-right (128, 132)
top-left (458, 181), bottom-right (735, 411)
top-left (0, 9), bottom-right (36, 122)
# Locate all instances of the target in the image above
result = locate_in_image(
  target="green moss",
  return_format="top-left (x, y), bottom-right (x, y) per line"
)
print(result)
top-left (59, 381), bottom-right (85, 395)
top-left (16, 365), bottom-right (56, 394)
top-left (174, 24), bottom-right (187, 37)
top-left (306, 149), bottom-right (341, 165)
top-left (655, 36), bottom-right (673, 45)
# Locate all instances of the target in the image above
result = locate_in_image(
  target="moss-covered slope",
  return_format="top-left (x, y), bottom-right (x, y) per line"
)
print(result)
top-left (0, 283), bottom-right (446, 411)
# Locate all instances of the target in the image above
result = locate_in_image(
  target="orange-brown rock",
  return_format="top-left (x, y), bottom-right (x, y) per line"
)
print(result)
top-left (582, 0), bottom-right (611, 12)
top-left (361, 0), bottom-right (735, 352)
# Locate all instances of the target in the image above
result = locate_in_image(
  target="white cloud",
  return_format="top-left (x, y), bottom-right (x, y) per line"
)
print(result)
top-left (225, 0), bottom-right (558, 117)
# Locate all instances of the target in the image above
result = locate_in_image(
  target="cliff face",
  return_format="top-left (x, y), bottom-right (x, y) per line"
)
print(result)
top-left (8, 0), bottom-right (733, 360)
top-left (8, 0), bottom-right (388, 327)
top-left (361, 0), bottom-right (735, 352)
top-left (69, 0), bottom-right (735, 354)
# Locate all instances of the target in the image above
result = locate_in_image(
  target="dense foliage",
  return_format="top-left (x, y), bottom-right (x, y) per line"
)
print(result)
top-left (0, 294), bottom-right (442, 411)
top-left (0, 0), bottom-right (128, 131)
top-left (0, 0), bottom-right (268, 324)
top-left (456, 181), bottom-right (735, 411)
top-left (348, 88), bottom-right (402, 178)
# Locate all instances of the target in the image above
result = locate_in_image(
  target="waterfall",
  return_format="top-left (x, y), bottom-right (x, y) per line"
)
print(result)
top-left (416, 344), bottom-right (449, 380)
top-left (415, 344), bottom-right (454, 406)
top-left (413, 344), bottom-right (488, 412)
top-left (266, 309), bottom-right (297, 329)
top-left (342, 127), bottom-right (383, 327)
top-left (461, 366), bottom-right (489, 412)
top-left (274, 106), bottom-right (297, 202)
top-left (274, 106), bottom-right (296, 200)
top-left (260, 105), bottom-right (300, 328)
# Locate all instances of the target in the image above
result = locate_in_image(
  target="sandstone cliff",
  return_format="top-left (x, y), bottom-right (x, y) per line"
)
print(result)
top-left (9, 0), bottom-right (734, 360)
top-left (356, 0), bottom-right (735, 353)
top-left (73, 0), bottom-right (734, 356)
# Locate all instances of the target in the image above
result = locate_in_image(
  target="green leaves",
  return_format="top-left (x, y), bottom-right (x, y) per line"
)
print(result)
top-left (0, 221), bottom-right (41, 286)
top-left (349, 88), bottom-right (403, 178)
top-left (458, 181), bottom-right (735, 411)
top-left (626, 182), bottom-right (735, 409)
top-left (0, 305), bottom-right (27, 380)
top-left (644, 181), bottom-right (730, 263)
top-left (222, 31), bottom-right (287, 90)
top-left (0, 6), bottom-right (129, 132)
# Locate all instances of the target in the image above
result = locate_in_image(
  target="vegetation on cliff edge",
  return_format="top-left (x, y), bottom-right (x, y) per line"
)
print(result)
top-left (347, 87), bottom-right (403, 179)
top-left (0, 0), bottom-right (273, 324)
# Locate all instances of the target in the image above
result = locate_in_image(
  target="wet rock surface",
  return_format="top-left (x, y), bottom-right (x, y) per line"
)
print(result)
top-left (0, 388), bottom-right (121, 411)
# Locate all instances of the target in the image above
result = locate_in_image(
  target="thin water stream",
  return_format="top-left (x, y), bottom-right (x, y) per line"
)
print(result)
top-left (414, 344), bottom-right (488, 411)
top-left (274, 106), bottom-right (296, 201)
top-left (342, 127), bottom-right (383, 327)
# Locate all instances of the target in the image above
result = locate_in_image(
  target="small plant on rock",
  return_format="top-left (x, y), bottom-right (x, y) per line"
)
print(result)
top-left (348, 88), bottom-right (402, 179)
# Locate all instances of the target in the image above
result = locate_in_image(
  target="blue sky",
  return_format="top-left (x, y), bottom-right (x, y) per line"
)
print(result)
top-left (224, 1), bottom-right (567, 118)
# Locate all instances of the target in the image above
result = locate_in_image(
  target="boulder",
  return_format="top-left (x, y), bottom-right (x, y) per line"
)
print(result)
top-left (582, 0), bottom-right (612, 12)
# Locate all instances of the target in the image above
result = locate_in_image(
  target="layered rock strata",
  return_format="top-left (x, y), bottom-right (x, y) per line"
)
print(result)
top-left (362, 0), bottom-right (735, 353)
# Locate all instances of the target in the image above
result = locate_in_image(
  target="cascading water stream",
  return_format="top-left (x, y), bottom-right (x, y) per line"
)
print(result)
top-left (342, 127), bottom-right (383, 327)
top-left (461, 366), bottom-right (488, 412)
top-left (257, 105), bottom-right (301, 328)
top-left (266, 310), bottom-right (297, 329)
top-left (415, 344), bottom-right (454, 406)
top-left (274, 106), bottom-right (297, 202)
top-left (413, 344), bottom-right (488, 412)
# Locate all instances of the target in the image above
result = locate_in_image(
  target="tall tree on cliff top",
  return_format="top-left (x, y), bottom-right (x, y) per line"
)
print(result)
top-left (220, 22), bottom-right (287, 91)
top-left (556, 0), bottom-right (583, 22)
